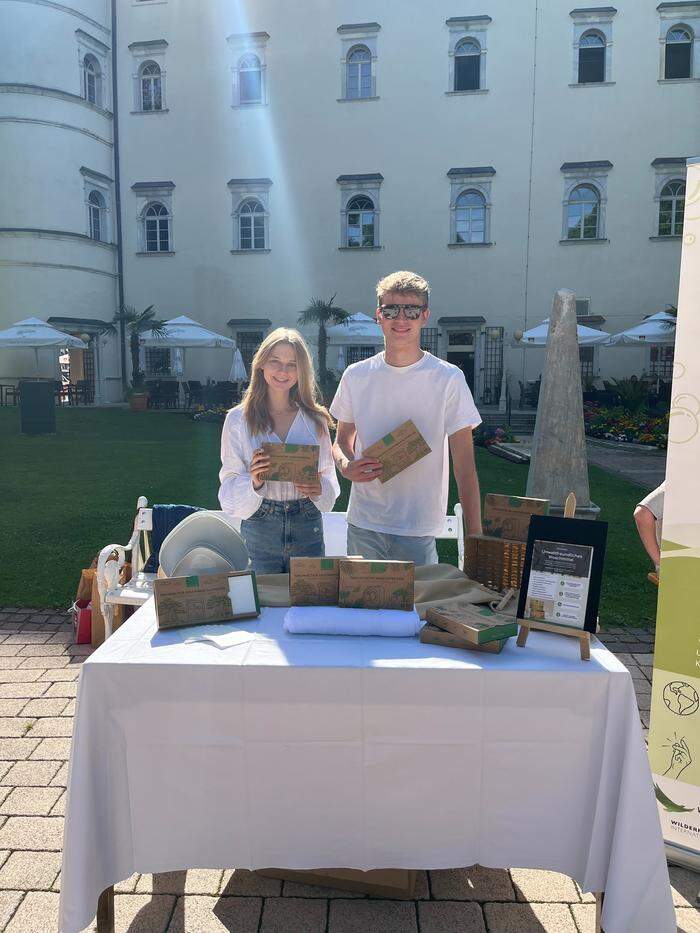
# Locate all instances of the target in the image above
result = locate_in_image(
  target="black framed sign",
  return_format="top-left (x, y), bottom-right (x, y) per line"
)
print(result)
top-left (516, 515), bottom-right (608, 635)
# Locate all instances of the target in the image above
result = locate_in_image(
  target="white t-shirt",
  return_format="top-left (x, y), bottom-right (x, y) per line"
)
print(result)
top-left (330, 351), bottom-right (481, 537)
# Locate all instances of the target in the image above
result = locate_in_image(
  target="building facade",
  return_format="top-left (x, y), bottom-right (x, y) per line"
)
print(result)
top-left (1, 0), bottom-right (698, 404)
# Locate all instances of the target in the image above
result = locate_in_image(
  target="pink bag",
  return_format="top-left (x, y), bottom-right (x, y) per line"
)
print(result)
top-left (71, 599), bottom-right (92, 645)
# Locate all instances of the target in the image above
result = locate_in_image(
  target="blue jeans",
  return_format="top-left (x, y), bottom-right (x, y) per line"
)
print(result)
top-left (346, 523), bottom-right (438, 566)
top-left (241, 498), bottom-right (325, 574)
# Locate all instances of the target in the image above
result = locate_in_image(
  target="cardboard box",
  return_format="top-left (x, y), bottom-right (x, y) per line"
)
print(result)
top-left (261, 441), bottom-right (320, 486)
top-left (425, 604), bottom-right (518, 645)
top-left (482, 494), bottom-right (550, 542)
top-left (154, 571), bottom-right (260, 630)
top-left (362, 419), bottom-right (431, 483)
top-left (289, 556), bottom-right (362, 606)
top-left (256, 868), bottom-right (417, 899)
top-left (420, 622), bottom-right (507, 653)
top-left (338, 560), bottom-right (414, 611)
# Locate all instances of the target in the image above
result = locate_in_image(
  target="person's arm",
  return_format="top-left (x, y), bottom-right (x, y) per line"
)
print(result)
top-left (218, 414), bottom-right (270, 519)
top-left (332, 420), bottom-right (383, 483)
top-left (449, 426), bottom-right (482, 535)
top-left (634, 505), bottom-right (661, 568)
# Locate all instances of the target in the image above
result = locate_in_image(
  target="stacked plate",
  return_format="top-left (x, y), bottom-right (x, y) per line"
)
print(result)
top-left (159, 511), bottom-right (251, 577)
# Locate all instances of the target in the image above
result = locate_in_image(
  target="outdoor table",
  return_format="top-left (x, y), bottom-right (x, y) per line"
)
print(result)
top-left (59, 601), bottom-right (675, 933)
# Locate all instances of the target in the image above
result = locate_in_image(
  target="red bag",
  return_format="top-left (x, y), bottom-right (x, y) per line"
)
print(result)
top-left (72, 599), bottom-right (92, 645)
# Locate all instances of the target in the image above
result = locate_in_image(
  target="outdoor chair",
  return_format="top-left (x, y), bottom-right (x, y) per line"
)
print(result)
top-left (184, 380), bottom-right (204, 408)
top-left (0, 383), bottom-right (19, 406)
top-left (70, 379), bottom-right (94, 405)
top-left (214, 380), bottom-right (236, 407)
top-left (159, 380), bottom-right (180, 409)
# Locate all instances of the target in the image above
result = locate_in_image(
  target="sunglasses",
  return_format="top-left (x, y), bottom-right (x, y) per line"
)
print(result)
top-left (378, 304), bottom-right (427, 321)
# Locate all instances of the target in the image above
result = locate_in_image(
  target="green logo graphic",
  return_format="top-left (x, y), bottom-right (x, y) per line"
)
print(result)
top-left (654, 783), bottom-right (694, 813)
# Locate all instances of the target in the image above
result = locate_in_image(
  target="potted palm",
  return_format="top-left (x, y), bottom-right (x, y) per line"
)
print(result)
top-left (101, 305), bottom-right (166, 410)
top-left (297, 295), bottom-right (351, 400)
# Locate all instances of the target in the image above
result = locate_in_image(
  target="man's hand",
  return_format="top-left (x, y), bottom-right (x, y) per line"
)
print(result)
top-left (341, 457), bottom-right (383, 483)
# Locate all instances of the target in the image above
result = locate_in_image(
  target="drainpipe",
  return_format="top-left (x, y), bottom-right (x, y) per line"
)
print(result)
top-left (111, 0), bottom-right (127, 395)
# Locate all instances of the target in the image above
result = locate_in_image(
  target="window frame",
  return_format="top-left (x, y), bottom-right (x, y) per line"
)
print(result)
top-left (447, 167), bottom-right (494, 247)
top-left (76, 29), bottom-right (111, 111)
top-left (657, 5), bottom-right (700, 80)
top-left (337, 174), bottom-right (383, 249)
top-left (228, 32), bottom-right (270, 108)
top-left (132, 181), bottom-right (175, 254)
top-left (560, 162), bottom-right (611, 242)
top-left (129, 40), bottom-right (168, 113)
top-left (228, 178), bottom-right (272, 252)
top-left (664, 23), bottom-right (694, 78)
top-left (570, 8), bottom-right (616, 86)
top-left (446, 16), bottom-right (490, 94)
top-left (454, 37), bottom-right (481, 91)
top-left (80, 167), bottom-right (113, 243)
top-left (338, 23), bottom-right (380, 101)
top-left (139, 60), bottom-right (163, 111)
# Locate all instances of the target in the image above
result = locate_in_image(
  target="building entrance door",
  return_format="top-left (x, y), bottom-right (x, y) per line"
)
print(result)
top-left (447, 351), bottom-right (475, 391)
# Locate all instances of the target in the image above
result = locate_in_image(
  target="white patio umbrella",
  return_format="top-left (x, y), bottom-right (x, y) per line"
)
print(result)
top-left (140, 315), bottom-right (235, 382)
top-left (337, 346), bottom-right (346, 372)
top-left (517, 318), bottom-right (610, 346)
top-left (326, 312), bottom-right (383, 343)
top-left (604, 310), bottom-right (676, 346)
top-left (0, 317), bottom-right (86, 372)
top-left (228, 346), bottom-right (247, 382)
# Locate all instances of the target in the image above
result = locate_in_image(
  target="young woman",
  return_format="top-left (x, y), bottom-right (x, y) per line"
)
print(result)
top-left (218, 327), bottom-right (340, 573)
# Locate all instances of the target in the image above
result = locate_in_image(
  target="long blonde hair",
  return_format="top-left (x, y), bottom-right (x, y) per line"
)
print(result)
top-left (240, 327), bottom-right (334, 438)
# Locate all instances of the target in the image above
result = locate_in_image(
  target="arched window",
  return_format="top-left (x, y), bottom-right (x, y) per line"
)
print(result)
top-left (144, 202), bottom-right (170, 251)
top-left (140, 61), bottom-right (163, 111)
top-left (454, 37), bottom-right (480, 91)
top-left (578, 31), bottom-right (605, 83)
top-left (455, 190), bottom-right (486, 244)
top-left (346, 46), bottom-right (372, 99)
top-left (665, 26), bottom-right (693, 79)
top-left (239, 198), bottom-right (266, 250)
top-left (83, 54), bottom-right (101, 106)
top-left (346, 195), bottom-right (375, 247)
top-left (566, 185), bottom-right (600, 239)
top-left (88, 190), bottom-right (105, 241)
top-left (239, 54), bottom-right (262, 104)
top-left (659, 179), bottom-right (686, 236)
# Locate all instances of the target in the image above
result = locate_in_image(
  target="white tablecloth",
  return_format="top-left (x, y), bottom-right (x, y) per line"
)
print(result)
top-left (60, 601), bottom-right (674, 933)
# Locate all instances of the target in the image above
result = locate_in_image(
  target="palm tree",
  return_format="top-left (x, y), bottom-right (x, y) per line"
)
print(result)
top-left (101, 305), bottom-right (166, 393)
top-left (659, 304), bottom-right (677, 332)
top-left (298, 294), bottom-right (351, 386)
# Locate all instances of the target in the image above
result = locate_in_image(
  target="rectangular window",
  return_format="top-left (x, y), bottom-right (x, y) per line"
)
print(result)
top-left (237, 330), bottom-right (264, 373)
top-left (665, 42), bottom-right (692, 79)
top-left (576, 299), bottom-right (590, 317)
top-left (146, 219), bottom-right (159, 251)
top-left (455, 55), bottom-right (479, 91)
top-left (650, 346), bottom-right (674, 380)
top-left (578, 47), bottom-right (605, 83)
top-left (579, 346), bottom-right (595, 384)
top-left (158, 223), bottom-right (169, 251)
top-left (240, 70), bottom-right (261, 103)
top-left (346, 345), bottom-right (376, 365)
top-left (145, 347), bottom-right (171, 375)
top-left (448, 331), bottom-right (474, 346)
top-left (420, 328), bottom-right (439, 355)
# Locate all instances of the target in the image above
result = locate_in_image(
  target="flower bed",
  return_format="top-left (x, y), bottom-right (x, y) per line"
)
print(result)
top-left (583, 404), bottom-right (668, 449)
top-left (191, 405), bottom-right (229, 423)
top-left (473, 425), bottom-right (517, 448)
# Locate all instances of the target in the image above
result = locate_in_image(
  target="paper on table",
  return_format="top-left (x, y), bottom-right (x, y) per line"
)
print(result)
top-left (183, 625), bottom-right (258, 650)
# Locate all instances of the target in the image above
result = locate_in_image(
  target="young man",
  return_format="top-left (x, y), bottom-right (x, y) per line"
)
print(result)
top-left (330, 270), bottom-right (482, 565)
top-left (634, 480), bottom-right (665, 572)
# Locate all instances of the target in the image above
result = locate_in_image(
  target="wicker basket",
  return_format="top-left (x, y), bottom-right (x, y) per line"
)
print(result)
top-left (464, 534), bottom-right (527, 592)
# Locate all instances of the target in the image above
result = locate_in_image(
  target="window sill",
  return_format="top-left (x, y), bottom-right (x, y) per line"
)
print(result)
top-left (559, 238), bottom-right (609, 245)
top-left (133, 0), bottom-right (167, 5)
top-left (231, 102), bottom-right (267, 110)
top-left (649, 235), bottom-right (682, 241)
top-left (448, 241), bottom-right (493, 248)
top-left (445, 89), bottom-right (488, 96)
top-left (130, 109), bottom-right (170, 115)
top-left (568, 81), bottom-right (616, 88)
top-left (337, 96), bottom-right (380, 103)
top-left (230, 248), bottom-right (271, 254)
top-left (658, 77), bottom-right (700, 84)
top-left (136, 250), bottom-right (175, 256)
top-left (338, 245), bottom-right (383, 251)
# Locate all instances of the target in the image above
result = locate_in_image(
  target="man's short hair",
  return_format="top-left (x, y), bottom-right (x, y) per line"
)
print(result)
top-left (376, 270), bottom-right (430, 306)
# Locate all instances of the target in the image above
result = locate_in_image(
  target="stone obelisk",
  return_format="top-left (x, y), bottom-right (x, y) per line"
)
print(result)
top-left (526, 289), bottom-right (600, 519)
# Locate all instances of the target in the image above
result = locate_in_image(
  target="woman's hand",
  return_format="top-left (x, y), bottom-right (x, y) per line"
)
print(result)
top-left (295, 475), bottom-right (322, 499)
top-left (250, 448), bottom-right (271, 490)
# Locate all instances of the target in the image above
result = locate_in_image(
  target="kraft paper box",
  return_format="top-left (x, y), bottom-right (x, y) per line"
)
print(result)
top-left (420, 622), bottom-right (506, 654)
top-left (425, 604), bottom-right (518, 645)
top-left (362, 419), bottom-right (431, 483)
top-left (338, 559), bottom-right (414, 611)
top-left (482, 493), bottom-right (550, 542)
top-left (154, 570), bottom-right (260, 630)
top-left (257, 868), bottom-right (417, 899)
top-left (260, 441), bottom-right (320, 486)
top-left (289, 555), bottom-right (362, 606)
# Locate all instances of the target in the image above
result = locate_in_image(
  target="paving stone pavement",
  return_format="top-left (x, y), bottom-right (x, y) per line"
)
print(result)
top-left (0, 609), bottom-right (695, 932)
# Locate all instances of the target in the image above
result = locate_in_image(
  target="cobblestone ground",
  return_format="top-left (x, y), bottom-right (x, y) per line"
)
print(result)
top-left (0, 609), bottom-right (696, 933)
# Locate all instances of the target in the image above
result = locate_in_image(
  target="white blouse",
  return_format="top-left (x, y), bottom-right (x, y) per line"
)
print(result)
top-left (218, 405), bottom-right (341, 520)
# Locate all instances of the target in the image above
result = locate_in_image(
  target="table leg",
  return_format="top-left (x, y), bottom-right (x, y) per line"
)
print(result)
top-left (96, 885), bottom-right (114, 933)
top-left (595, 891), bottom-right (605, 933)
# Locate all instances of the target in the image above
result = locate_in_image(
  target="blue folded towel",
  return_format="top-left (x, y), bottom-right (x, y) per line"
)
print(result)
top-left (143, 504), bottom-right (203, 573)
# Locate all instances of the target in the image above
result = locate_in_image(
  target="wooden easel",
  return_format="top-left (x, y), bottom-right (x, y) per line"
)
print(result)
top-left (516, 493), bottom-right (592, 662)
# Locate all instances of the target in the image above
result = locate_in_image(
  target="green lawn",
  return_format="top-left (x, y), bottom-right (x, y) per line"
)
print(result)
top-left (1, 409), bottom-right (659, 627)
